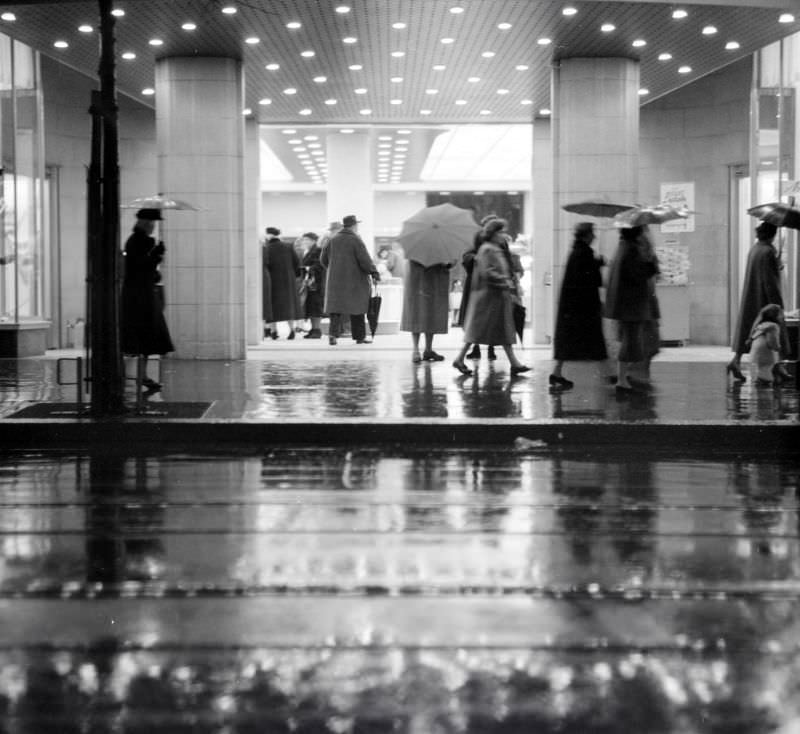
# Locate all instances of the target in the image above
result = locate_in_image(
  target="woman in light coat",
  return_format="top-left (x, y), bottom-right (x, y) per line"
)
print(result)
top-left (452, 219), bottom-right (530, 376)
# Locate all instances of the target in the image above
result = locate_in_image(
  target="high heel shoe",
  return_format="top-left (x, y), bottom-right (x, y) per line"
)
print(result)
top-left (726, 362), bottom-right (745, 382)
top-left (487, 346), bottom-right (497, 361)
top-left (466, 346), bottom-right (481, 360)
top-left (549, 374), bottom-right (574, 389)
top-left (510, 364), bottom-right (531, 376)
top-left (423, 350), bottom-right (445, 362)
top-left (452, 360), bottom-right (473, 376)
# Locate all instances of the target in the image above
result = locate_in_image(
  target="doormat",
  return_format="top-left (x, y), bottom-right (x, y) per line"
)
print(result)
top-left (6, 402), bottom-right (212, 419)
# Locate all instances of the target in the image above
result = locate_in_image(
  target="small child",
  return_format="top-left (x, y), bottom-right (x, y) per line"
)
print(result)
top-left (747, 303), bottom-right (784, 386)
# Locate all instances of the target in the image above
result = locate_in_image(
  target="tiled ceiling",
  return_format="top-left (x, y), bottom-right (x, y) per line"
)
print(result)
top-left (0, 0), bottom-right (798, 123)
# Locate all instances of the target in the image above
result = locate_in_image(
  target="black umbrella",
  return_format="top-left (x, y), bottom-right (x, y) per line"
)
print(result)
top-left (747, 201), bottom-right (800, 229)
top-left (512, 303), bottom-right (526, 343)
top-left (367, 278), bottom-right (382, 338)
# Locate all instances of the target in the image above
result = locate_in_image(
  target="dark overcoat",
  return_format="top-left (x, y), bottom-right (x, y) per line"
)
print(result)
top-left (463, 239), bottom-right (516, 346)
top-left (120, 227), bottom-right (174, 356)
top-left (731, 239), bottom-right (786, 355)
top-left (456, 231), bottom-right (483, 327)
top-left (321, 227), bottom-right (376, 315)
top-left (264, 237), bottom-right (301, 322)
top-left (302, 244), bottom-right (326, 318)
top-left (554, 241), bottom-right (607, 361)
top-left (400, 261), bottom-right (450, 334)
top-left (604, 238), bottom-right (659, 323)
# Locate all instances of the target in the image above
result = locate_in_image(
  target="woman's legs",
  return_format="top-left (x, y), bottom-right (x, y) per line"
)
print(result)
top-left (411, 332), bottom-right (422, 362)
top-left (453, 343), bottom-right (473, 374)
top-left (503, 344), bottom-right (529, 373)
top-left (423, 333), bottom-right (445, 361)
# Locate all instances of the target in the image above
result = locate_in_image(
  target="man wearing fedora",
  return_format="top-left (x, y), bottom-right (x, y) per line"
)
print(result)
top-left (320, 214), bottom-right (380, 345)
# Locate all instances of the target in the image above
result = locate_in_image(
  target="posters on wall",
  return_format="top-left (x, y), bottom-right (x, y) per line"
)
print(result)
top-left (660, 181), bottom-right (695, 233)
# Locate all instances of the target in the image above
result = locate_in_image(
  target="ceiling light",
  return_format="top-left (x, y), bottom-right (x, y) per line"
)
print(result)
top-left (455, 99), bottom-right (467, 105)
top-left (392, 51), bottom-right (405, 57)
top-left (349, 64), bottom-right (363, 70)
top-left (343, 36), bottom-right (357, 44)
top-left (286, 21), bottom-right (301, 29)
top-left (392, 22), bottom-right (407, 29)
top-left (54, 40), bottom-right (69, 49)
top-left (632, 39), bottom-right (647, 47)
top-left (360, 109), bottom-right (372, 115)
top-left (658, 52), bottom-right (672, 61)
top-left (288, 139), bottom-right (302, 144)
top-left (148, 38), bottom-right (163, 46)
top-left (391, 76), bottom-right (403, 82)
top-left (562, 6), bottom-right (578, 16)
top-left (497, 88), bottom-right (509, 94)
top-left (355, 87), bottom-right (367, 94)
top-left (259, 98), bottom-right (272, 105)
top-left (398, 129), bottom-right (411, 133)
top-left (779, 13), bottom-right (795, 23)
top-left (702, 25), bottom-right (717, 35)
top-left (245, 36), bottom-right (259, 44)
top-left (301, 50), bottom-right (315, 57)
top-left (340, 128), bottom-right (354, 133)
top-left (521, 99), bottom-right (533, 105)
top-left (313, 76), bottom-right (327, 83)
top-left (183, 22), bottom-right (197, 31)
top-left (335, 5), bottom-right (351, 13)
top-left (441, 38), bottom-right (455, 44)
top-left (266, 63), bottom-right (280, 71)
top-left (638, 88), bottom-right (649, 96)
top-left (297, 153), bottom-right (310, 159)
top-left (479, 109), bottom-right (492, 115)
top-left (672, 9), bottom-right (688, 19)
top-left (142, 88), bottom-right (155, 96)
top-left (379, 135), bottom-right (392, 140)
top-left (678, 65), bottom-right (692, 74)
top-left (78, 24), bottom-right (93, 33)
top-left (221, 6), bottom-right (237, 15)
top-left (283, 87), bottom-right (297, 94)
top-left (111, 8), bottom-right (125, 17)
top-left (1, 12), bottom-right (16, 21)
top-left (299, 109), bottom-right (312, 115)
top-left (498, 22), bottom-right (512, 30)
top-left (537, 37), bottom-right (552, 45)
top-left (304, 135), bottom-right (318, 141)
top-left (467, 77), bottom-right (480, 82)
top-left (516, 65), bottom-right (529, 71)
top-left (601, 23), bottom-right (615, 32)
top-left (481, 51), bottom-right (496, 58)
top-left (539, 108), bottom-right (551, 115)
top-left (242, 107), bottom-right (252, 115)
top-left (292, 146), bottom-right (306, 152)
top-left (324, 99), bottom-right (338, 105)
top-left (390, 99), bottom-right (403, 105)
top-left (425, 89), bottom-right (439, 94)
top-left (121, 51), bottom-right (136, 60)
top-left (725, 41), bottom-right (741, 50)
top-left (378, 143), bottom-right (392, 148)
top-left (450, 6), bottom-right (464, 13)
top-left (420, 110), bottom-right (432, 115)
top-left (433, 64), bottom-right (446, 71)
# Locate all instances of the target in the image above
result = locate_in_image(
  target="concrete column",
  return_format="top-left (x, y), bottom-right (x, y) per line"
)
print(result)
top-left (244, 118), bottom-right (261, 346)
top-left (552, 57), bottom-right (640, 326)
top-left (532, 117), bottom-right (554, 345)
top-left (326, 131), bottom-right (374, 252)
top-left (155, 56), bottom-right (246, 359)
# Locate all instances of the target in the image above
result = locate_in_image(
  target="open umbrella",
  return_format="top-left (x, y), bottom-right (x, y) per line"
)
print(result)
top-left (367, 278), bottom-right (382, 338)
top-left (747, 202), bottom-right (800, 230)
top-left (396, 203), bottom-right (479, 267)
top-left (562, 200), bottom-right (634, 218)
top-left (613, 204), bottom-right (691, 228)
top-left (122, 193), bottom-right (199, 211)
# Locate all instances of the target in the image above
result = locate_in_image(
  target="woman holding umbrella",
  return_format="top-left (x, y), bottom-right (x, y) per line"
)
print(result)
top-left (400, 258), bottom-right (452, 363)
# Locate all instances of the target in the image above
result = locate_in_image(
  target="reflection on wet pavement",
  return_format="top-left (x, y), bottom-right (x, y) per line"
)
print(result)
top-left (0, 448), bottom-right (798, 730)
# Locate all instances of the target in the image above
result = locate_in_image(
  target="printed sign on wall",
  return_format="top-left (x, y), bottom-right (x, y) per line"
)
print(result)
top-left (660, 182), bottom-right (695, 233)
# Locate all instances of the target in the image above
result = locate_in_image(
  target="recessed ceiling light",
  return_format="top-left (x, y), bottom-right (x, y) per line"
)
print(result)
top-left (343, 36), bottom-right (357, 44)
top-left (537, 37), bottom-right (552, 45)
top-left (678, 65), bottom-right (692, 74)
top-left (379, 135), bottom-right (393, 140)
top-left (725, 41), bottom-right (741, 50)
top-left (325, 99), bottom-right (338, 105)
top-left (121, 52), bottom-right (136, 60)
top-left (398, 129), bottom-right (411, 133)
top-left (479, 109), bottom-right (492, 115)
top-left (433, 64), bottom-right (446, 71)
top-left (441, 38), bottom-right (455, 44)
top-left (702, 26), bottom-right (717, 35)
top-left (111, 8), bottom-right (125, 17)
top-left (467, 76), bottom-right (480, 82)
top-left (658, 52), bottom-right (672, 61)
top-left (349, 64), bottom-right (363, 70)
top-left (313, 76), bottom-right (327, 83)
top-left (672, 9), bottom-right (688, 19)
top-left (266, 63), bottom-right (280, 71)
top-left (391, 76), bottom-right (403, 83)
top-left (299, 109), bottom-right (312, 116)
top-left (539, 107), bottom-right (551, 115)
top-left (420, 109), bottom-right (432, 115)
top-left (455, 99), bottom-right (468, 105)
top-left (425, 89), bottom-right (439, 94)
top-left (340, 129), bottom-right (355, 134)
top-left (391, 51), bottom-right (405, 57)
top-left (283, 128), bottom-right (297, 134)
top-left (521, 99), bottom-right (533, 105)
top-left (245, 36), bottom-right (259, 44)
top-left (54, 40), bottom-right (69, 49)
top-left (292, 146), bottom-right (306, 152)
top-left (450, 6), bottom-right (464, 13)
top-left (78, 24), bottom-right (93, 33)
top-left (392, 22), bottom-right (407, 29)
top-left (221, 5), bottom-right (237, 14)
top-left (390, 99), bottom-right (403, 105)
top-left (1, 12), bottom-right (16, 21)
top-left (779, 13), bottom-right (795, 23)
top-left (632, 39), bottom-right (647, 47)
top-left (242, 107), bottom-right (252, 115)
top-left (142, 88), bottom-right (155, 96)
top-left (286, 21), bottom-right (301, 29)
top-left (360, 109), bottom-right (372, 115)
top-left (638, 88), bottom-right (649, 96)
top-left (355, 87), bottom-right (367, 94)
top-left (148, 38), bottom-right (163, 46)
top-left (516, 65), bottom-right (529, 71)
top-left (335, 5), bottom-right (351, 13)
top-left (601, 23), bottom-right (615, 32)
top-left (498, 22), bottom-right (512, 30)
top-left (259, 98), bottom-right (272, 105)
top-left (563, 6), bottom-right (578, 16)
top-left (481, 51), bottom-right (496, 58)
top-left (301, 50), bottom-right (315, 58)
top-left (283, 87), bottom-right (297, 94)
top-left (497, 88), bottom-right (509, 94)
top-left (182, 22), bottom-right (197, 31)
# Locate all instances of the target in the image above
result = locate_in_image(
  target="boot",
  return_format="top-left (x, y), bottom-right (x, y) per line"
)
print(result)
top-left (466, 345), bottom-right (481, 360)
top-left (304, 328), bottom-right (322, 339)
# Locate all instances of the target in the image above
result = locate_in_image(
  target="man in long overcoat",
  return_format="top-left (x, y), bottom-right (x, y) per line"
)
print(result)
top-left (320, 215), bottom-right (379, 345)
top-left (263, 226), bottom-right (301, 339)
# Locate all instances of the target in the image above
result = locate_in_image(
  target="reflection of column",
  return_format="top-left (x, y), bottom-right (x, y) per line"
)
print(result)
top-left (155, 57), bottom-right (246, 359)
top-left (326, 131), bottom-right (374, 252)
top-left (552, 57), bottom-right (639, 329)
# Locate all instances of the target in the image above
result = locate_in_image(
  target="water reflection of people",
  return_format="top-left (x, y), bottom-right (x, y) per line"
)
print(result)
top-left (401, 364), bottom-right (448, 417)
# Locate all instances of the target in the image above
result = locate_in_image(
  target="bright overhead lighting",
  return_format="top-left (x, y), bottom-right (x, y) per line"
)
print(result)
top-left (343, 36), bottom-right (357, 44)
top-left (601, 23), bottom-right (615, 32)
top-left (300, 50), bottom-right (315, 57)
top-left (286, 21), bottom-right (301, 29)
top-left (441, 38), bottom-right (455, 44)
top-left (183, 22), bottom-right (198, 31)
top-left (392, 22), bottom-right (407, 29)
top-left (539, 108), bottom-right (551, 115)
top-left (479, 109), bottom-right (492, 115)
top-left (672, 9), bottom-right (688, 19)
top-left (521, 99), bottom-right (533, 105)
top-left (335, 5), bottom-right (351, 13)
top-left (1, 12), bottom-right (16, 21)
top-left (632, 39), bottom-right (647, 47)
top-left (78, 24), bottom-right (93, 33)
top-left (498, 22), bottom-right (512, 30)
top-left (425, 89), bottom-right (439, 94)
top-left (779, 13), bottom-right (795, 23)
top-left (324, 99), bottom-right (338, 105)
top-left (420, 109), bottom-right (432, 115)
top-left (392, 51), bottom-right (405, 57)
top-left (725, 41), bottom-right (741, 50)
top-left (282, 132), bottom-right (297, 138)
top-left (54, 40), bottom-right (69, 49)
top-left (242, 107), bottom-right (252, 115)
top-left (259, 98), bottom-right (272, 105)
top-left (379, 135), bottom-right (392, 140)
top-left (245, 36), bottom-right (259, 44)
top-left (433, 64), bottom-right (446, 71)
top-left (121, 52), bottom-right (136, 60)
top-left (562, 6), bottom-right (578, 16)
top-left (313, 76), bottom-right (327, 83)
top-left (467, 76), bottom-right (480, 82)
top-left (455, 99), bottom-right (467, 105)
top-left (481, 51), bottom-right (496, 58)
top-left (390, 99), bottom-right (403, 105)
top-left (355, 87), bottom-right (367, 94)
top-left (638, 88), bottom-right (650, 96)
top-left (266, 63), bottom-right (280, 71)
top-left (678, 65), bottom-right (692, 74)
top-left (537, 37), bottom-right (552, 45)
top-left (360, 109), bottom-right (372, 115)
top-left (111, 8), bottom-right (125, 17)
top-left (497, 88), bottom-right (509, 95)
top-left (391, 76), bottom-right (403, 83)
top-left (299, 109), bottom-right (312, 116)
top-left (702, 25), bottom-right (717, 35)
top-left (450, 6), bottom-right (464, 13)
top-left (142, 88), bottom-right (155, 96)
top-left (292, 146), bottom-right (306, 152)
top-left (148, 38), bottom-right (163, 46)
top-left (516, 65), bottom-right (529, 71)
top-left (283, 87), bottom-right (297, 94)
top-left (658, 52), bottom-right (672, 61)
top-left (221, 5), bottom-right (237, 14)
top-left (398, 129), bottom-right (412, 133)
top-left (349, 64), bottom-right (363, 70)
top-left (340, 128), bottom-right (355, 133)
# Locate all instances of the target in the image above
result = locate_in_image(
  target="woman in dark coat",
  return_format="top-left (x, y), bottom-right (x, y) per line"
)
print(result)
top-left (452, 219), bottom-right (530, 376)
top-left (301, 232), bottom-right (325, 339)
top-left (120, 208), bottom-right (174, 389)
top-left (604, 225), bottom-right (660, 392)
top-left (727, 221), bottom-right (789, 382)
top-left (263, 226), bottom-right (301, 340)
top-left (458, 214), bottom-right (497, 361)
top-left (551, 221), bottom-right (610, 389)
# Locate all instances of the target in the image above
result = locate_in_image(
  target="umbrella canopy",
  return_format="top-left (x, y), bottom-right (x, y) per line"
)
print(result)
top-left (747, 201), bottom-right (800, 230)
top-left (613, 204), bottom-right (691, 228)
top-left (562, 200), bottom-right (634, 218)
top-left (396, 203), bottom-right (479, 268)
top-left (122, 194), bottom-right (198, 211)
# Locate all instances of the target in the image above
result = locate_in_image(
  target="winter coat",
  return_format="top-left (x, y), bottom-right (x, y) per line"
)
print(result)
top-left (731, 239), bottom-right (786, 356)
top-left (456, 231), bottom-right (483, 327)
top-left (462, 238), bottom-right (516, 346)
top-left (264, 237), bottom-right (301, 322)
top-left (120, 226), bottom-right (174, 356)
top-left (302, 244), bottom-right (326, 318)
top-left (321, 227), bottom-right (377, 315)
top-left (554, 240), bottom-right (607, 361)
top-left (604, 237), bottom-right (659, 323)
top-left (400, 261), bottom-right (450, 334)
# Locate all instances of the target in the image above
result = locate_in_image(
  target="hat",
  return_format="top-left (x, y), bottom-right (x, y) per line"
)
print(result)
top-left (484, 218), bottom-right (507, 237)
top-left (756, 220), bottom-right (777, 239)
top-left (342, 215), bottom-right (361, 227)
top-left (479, 213), bottom-right (498, 226)
top-left (303, 231), bottom-right (319, 241)
top-left (136, 208), bottom-right (162, 221)
top-left (266, 226), bottom-right (281, 236)
top-left (574, 221), bottom-right (594, 238)
top-left (327, 221), bottom-right (341, 231)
